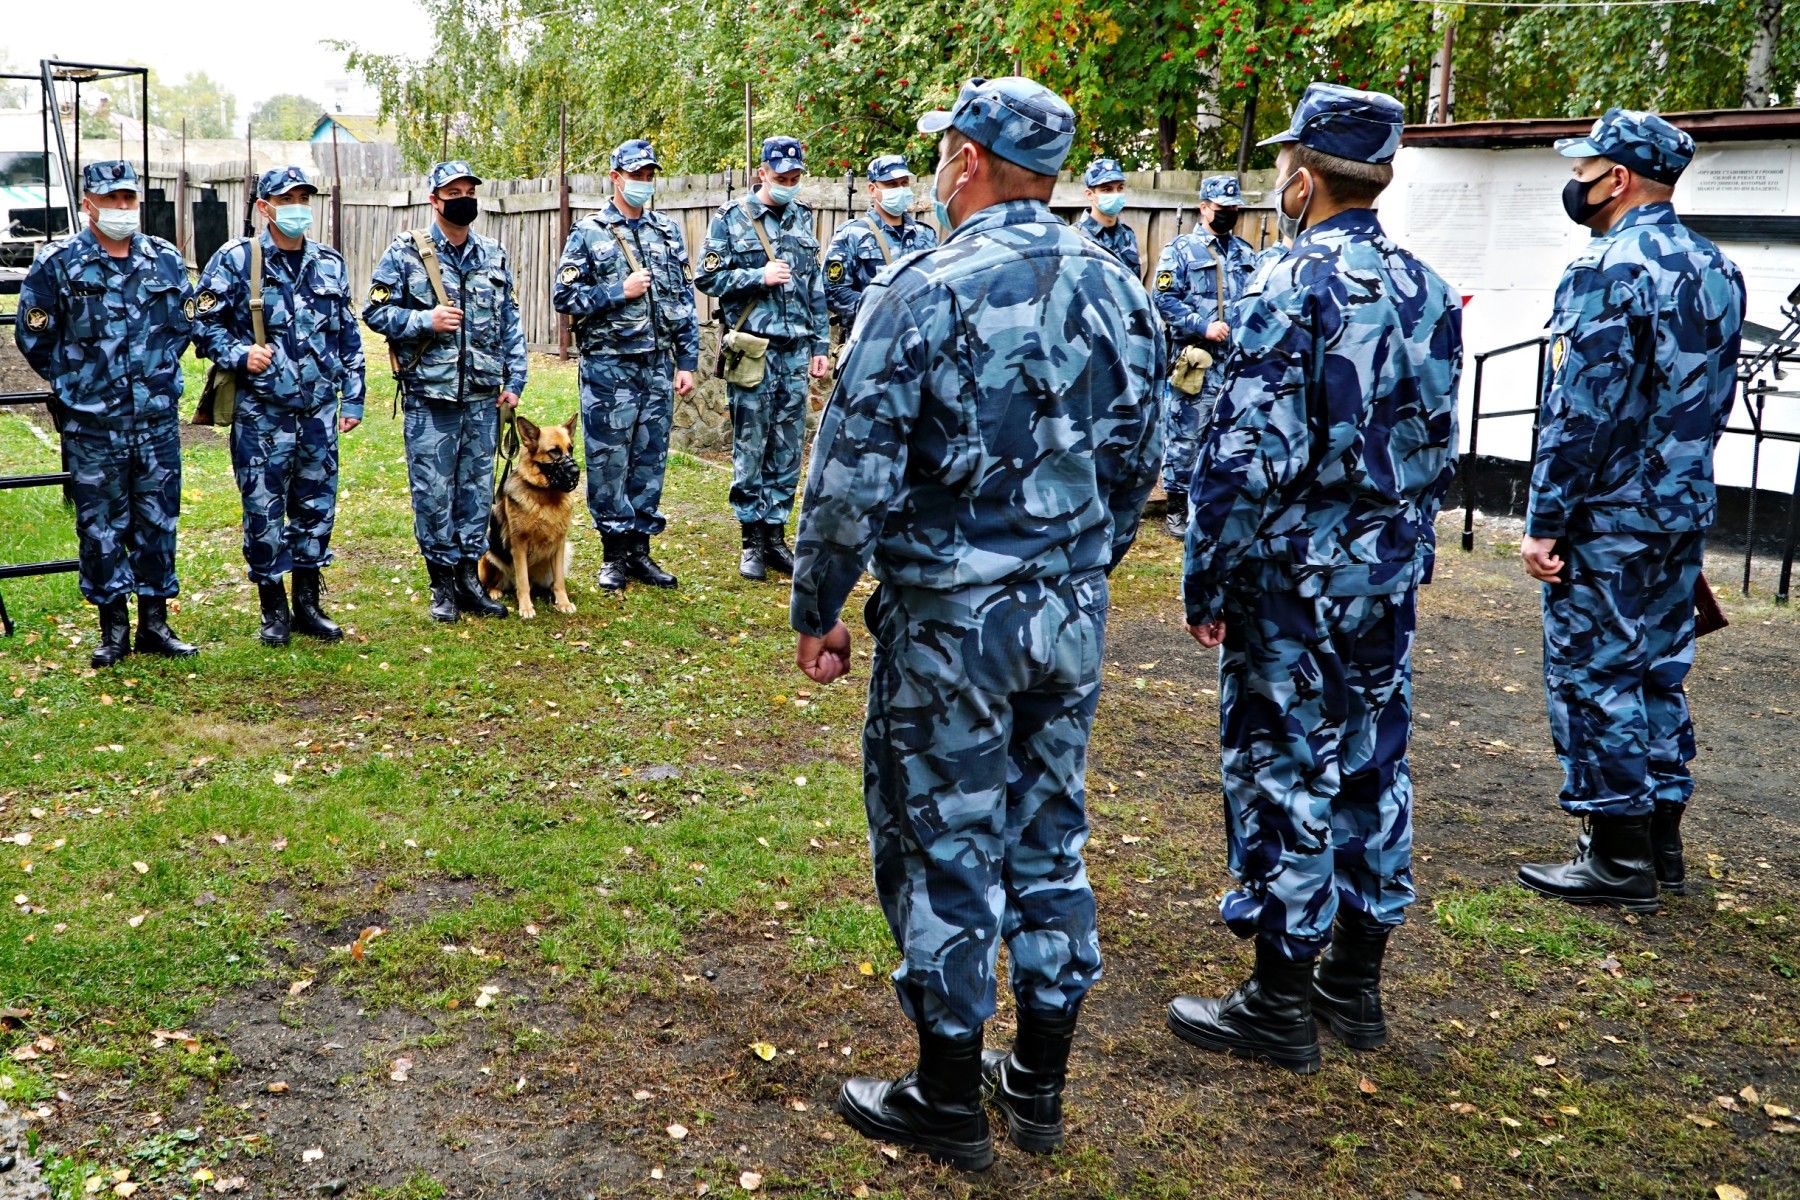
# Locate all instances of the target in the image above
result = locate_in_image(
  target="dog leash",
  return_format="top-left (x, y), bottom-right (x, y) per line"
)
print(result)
top-left (496, 404), bottom-right (520, 489)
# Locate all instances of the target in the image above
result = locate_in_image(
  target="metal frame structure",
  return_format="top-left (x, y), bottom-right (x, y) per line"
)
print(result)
top-left (0, 59), bottom-right (149, 635)
top-left (1458, 335), bottom-right (1548, 553)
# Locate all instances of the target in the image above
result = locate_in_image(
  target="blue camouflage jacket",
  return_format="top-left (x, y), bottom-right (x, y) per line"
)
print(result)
top-left (790, 199), bottom-right (1165, 638)
top-left (1528, 202), bottom-right (1745, 539)
top-left (694, 193), bottom-right (829, 355)
top-left (1183, 208), bottom-right (1464, 623)
top-left (13, 228), bottom-right (194, 436)
top-left (823, 208), bottom-right (938, 327)
top-left (193, 232), bottom-right (367, 419)
top-left (363, 223), bottom-right (527, 403)
top-left (1075, 211), bottom-right (1142, 277)
top-left (1154, 229), bottom-right (1258, 366)
top-left (552, 202), bottom-right (700, 372)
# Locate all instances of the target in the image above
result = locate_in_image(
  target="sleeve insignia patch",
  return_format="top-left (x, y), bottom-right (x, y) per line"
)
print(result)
top-left (369, 283), bottom-right (392, 304)
top-left (196, 291), bottom-right (219, 313)
top-left (23, 307), bottom-right (50, 332)
top-left (559, 265), bottom-right (580, 284)
top-left (1155, 270), bottom-right (1175, 291)
top-left (826, 260), bottom-right (845, 282)
top-left (1551, 335), bottom-right (1568, 373)
top-left (702, 251), bottom-right (723, 272)
top-left (182, 297), bottom-right (197, 320)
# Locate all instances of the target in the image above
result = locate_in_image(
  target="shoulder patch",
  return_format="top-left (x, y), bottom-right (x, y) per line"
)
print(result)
top-left (559, 265), bottom-right (580, 284)
top-left (1155, 270), bottom-right (1175, 292)
top-left (702, 250), bottom-right (722, 272)
top-left (182, 297), bottom-right (197, 320)
top-left (1551, 335), bottom-right (1568, 374)
top-left (23, 306), bottom-right (50, 332)
top-left (196, 290), bottom-right (219, 313)
top-left (369, 282), bottom-right (392, 304)
top-left (826, 259), bottom-right (846, 283)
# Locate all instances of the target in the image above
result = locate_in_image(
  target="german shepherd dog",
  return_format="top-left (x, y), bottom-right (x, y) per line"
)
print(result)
top-left (478, 413), bottom-right (582, 620)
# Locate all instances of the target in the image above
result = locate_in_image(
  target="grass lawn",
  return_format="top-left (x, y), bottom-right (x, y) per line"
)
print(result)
top-left (1, 336), bottom-right (1796, 1199)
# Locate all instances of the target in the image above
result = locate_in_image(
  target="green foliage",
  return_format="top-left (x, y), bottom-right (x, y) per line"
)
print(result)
top-left (249, 93), bottom-right (324, 141)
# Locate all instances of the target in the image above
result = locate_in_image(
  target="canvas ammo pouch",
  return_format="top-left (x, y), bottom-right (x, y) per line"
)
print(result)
top-left (1169, 343), bottom-right (1214, 395)
top-left (192, 235), bottom-right (266, 426)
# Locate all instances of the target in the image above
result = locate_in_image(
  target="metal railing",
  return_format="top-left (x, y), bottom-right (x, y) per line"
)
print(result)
top-left (1459, 335), bottom-right (1548, 552)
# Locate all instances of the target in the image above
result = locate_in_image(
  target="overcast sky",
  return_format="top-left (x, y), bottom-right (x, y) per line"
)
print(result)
top-left (1, 0), bottom-right (435, 128)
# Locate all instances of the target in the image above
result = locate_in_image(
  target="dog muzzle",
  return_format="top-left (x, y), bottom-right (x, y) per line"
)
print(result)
top-left (541, 456), bottom-right (581, 493)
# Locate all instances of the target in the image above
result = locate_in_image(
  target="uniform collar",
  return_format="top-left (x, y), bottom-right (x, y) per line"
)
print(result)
top-left (260, 228), bottom-right (317, 270)
top-left (945, 198), bottom-right (1053, 243)
top-left (73, 225), bottom-right (149, 267)
top-left (430, 221), bottom-right (481, 259)
top-left (745, 191), bottom-right (802, 222)
top-left (1610, 201), bottom-right (1679, 233)
top-left (1293, 206), bottom-right (1383, 249)
top-left (865, 204), bottom-right (911, 232)
top-left (600, 201), bottom-right (648, 226)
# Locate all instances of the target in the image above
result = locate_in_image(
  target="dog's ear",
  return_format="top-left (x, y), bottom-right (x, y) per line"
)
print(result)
top-left (515, 415), bottom-right (540, 445)
top-left (563, 412), bottom-right (579, 435)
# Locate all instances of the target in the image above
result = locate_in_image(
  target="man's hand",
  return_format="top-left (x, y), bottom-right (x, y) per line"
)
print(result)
top-left (1187, 619), bottom-right (1226, 649)
top-left (1204, 319), bottom-right (1231, 343)
top-left (808, 355), bottom-right (831, 379)
top-left (674, 370), bottom-right (695, 397)
top-left (498, 391), bottom-right (520, 410)
top-left (339, 416), bottom-right (361, 433)
top-left (764, 260), bottom-right (793, 287)
top-left (797, 620), bottom-right (853, 684)
top-left (245, 344), bottom-right (273, 374)
top-left (430, 304), bottom-right (464, 333)
top-left (1521, 535), bottom-right (1565, 584)
top-left (621, 269), bottom-right (652, 300)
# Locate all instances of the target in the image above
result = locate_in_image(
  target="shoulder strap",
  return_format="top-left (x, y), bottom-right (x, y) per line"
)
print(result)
top-left (248, 236), bottom-right (266, 345)
top-left (409, 229), bottom-right (451, 307)
top-left (742, 199), bottom-right (781, 264)
top-left (864, 216), bottom-right (894, 267)
top-left (608, 224), bottom-right (643, 274)
top-left (1207, 246), bottom-right (1226, 324)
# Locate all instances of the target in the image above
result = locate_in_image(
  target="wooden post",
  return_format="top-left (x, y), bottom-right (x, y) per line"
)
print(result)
top-left (178, 118), bottom-right (188, 264)
top-left (441, 113), bottom-right (449, 160)
top-left (557, 102), bottom-right (571, 361)
top-left (329, 117), bottom-right (344, 249)
top-left (1436, 21), bottom-right (1457, 123)
top-left (744, 81), bottom-right (754, 189)
top-left (244, 125), bottom-right (255, 236)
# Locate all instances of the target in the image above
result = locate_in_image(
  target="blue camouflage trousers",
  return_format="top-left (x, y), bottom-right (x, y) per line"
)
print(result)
top-left (727, 343), bottom-right (811, 526)
top-left (580, 351), bottom-right (674, 537)
top-left (229, 397), bottom-right (340, 584)
top-left (402, 398), bottom-right (499, 566)
top-left (862, 573), bottom-right (1108, 1038)
top-left (63, 423), bottom-right (182, 604)
top-left (1217, 588), bottom-right (1418, 960)
top-left (1542, 531), bottom-right (1703, 817)
top-left (1161, 369), bottom-right (1223, 493)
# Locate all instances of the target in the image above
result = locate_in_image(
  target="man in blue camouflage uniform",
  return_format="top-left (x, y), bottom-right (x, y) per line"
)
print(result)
top-left (694, 135), bottom-right (831, 581)
top-left (364, 161), bottom-right (526, 622)
top-left (1074, 157), bottom-right (1140, 276)
top-left (1517, 110), bottom-right (1745, 911)
top-left (791, 77), bottom-right (1162, 1168)
top-left (823, 154), bottom-right (938, 332)
top-left (194, 166), bottom-right (365, 646)
top-left (553, 139), bottom-right (699, 593)
top-left (13, 160), bottom-right (197, 667)
top-left (1166, 85), bottom-right (1463, 1074)
top-left (1153, 174), bottom-right (1259, 537)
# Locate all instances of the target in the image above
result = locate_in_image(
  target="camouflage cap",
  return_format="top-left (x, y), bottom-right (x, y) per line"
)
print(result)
top-left (761, 136), bottom-right (806, 173)
top-left (1259, 82), bottom-right (1405, 165)
top-left (82, 159), bottom-right (138, 195)
top-left (1083, 157), bottom-right (1125, 187)
top-left (867, 154), bottom-right (912, 183)
top-left (428, 160), bottom-right (482, 192)
top-left (917, 76), bottom-right (1076, 177)
top-left (1198, 175), bottom-right (1243, 205)
top-left (612, 139), bottom-right (660, 172)
top-left (257, 165), bottom-right (316, 199)
top-left (1554, 108), bottom-right (1694, 184)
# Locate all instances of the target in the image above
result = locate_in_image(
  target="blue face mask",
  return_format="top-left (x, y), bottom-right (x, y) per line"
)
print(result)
top-left (767, 182), bottom-right (801, 206)
top-left (931, 149), bottom-right (969, 233)
top-left (1096, 192), bottom-right (1127, 217)
top-left (877, 186), bottom-right (914, 217)
top-left (270, 203), bottom-right (313, 238)
top-left (621, 180), bottom-right (655, 209)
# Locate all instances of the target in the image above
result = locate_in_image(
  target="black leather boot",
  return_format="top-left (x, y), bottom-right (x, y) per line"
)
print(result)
top-left (1651, 803), bottom-right (1686, 894)
top-left (455, 559), bottom-right (508, 618)
top-left (90, 598), bottom-right (131, 668)
top-left (838, 1024), bottom-right (993, 1172)
top-left (981, 1004), bottom-right (1079, 1153)
top-left (1167, 938), bottom-right (1322, 1074)
top-left (762, 522), bottom-right (795, 576)
top-left (257, 580), bottom-right (292, 647)
top-left (625, 534), bottom-right (678, 588)
top-left (136, 596), bottom-right (198, 658)
top-left (739, 522), bottom-right (767, 582)
top-left (1163, 490), bottom-right (1188, 539)
top-left (596, 534), bottom-right (629, 593)
top-left (1519, 814), bottom-right (1659, 912)
top-left (289, 567), bottom-right (343, 641)
top-left (426, 561), bottom-right (459, 623)
top-left (1312, 914), bottom-right (1391, 1050)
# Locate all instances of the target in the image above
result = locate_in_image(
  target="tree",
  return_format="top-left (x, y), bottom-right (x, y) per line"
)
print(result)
top-left (250, 93), bottom-right (325, 141)
top-left (152, 71), bottom-right (236, 138)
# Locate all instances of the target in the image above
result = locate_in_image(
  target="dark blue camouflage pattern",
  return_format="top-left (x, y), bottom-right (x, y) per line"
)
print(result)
top-left (1153, 227), bottom-right (1258, 486)
top-left (916, 77), bottom-right (1076, 176)
top-left (1259, 82), bottom-right (1405, 165)
top-left (63, 426), bottom-right (183, 603)
top-left (576, 353), bottom-right (676, 536)
top-left (228, 399), bottom-right (343, 582)
top-left (428, 160), bottom-right (482, 191)
top-left (402, 401), bottom-right (501, 565)
top-left (727, 342), bottom-right (814, 525)
top-left (1555, 108), bottom-right (1695, 183)
top-left (1198, 175), bottom-right (1243, 204)
top-left (1074, 211), bottom-right (1141, 277)
top-left (257, 165), bottom-right (315, 198)
top-left (824, 209), bottom-right (939, 327)
top-left (363, 224), bottom-right (527, 404)
top-left (791, 196), bottom-right (1162, 1035)
top-left (82, 159), bottom-right (138, 195)
top-left (1082, 157), bottom-right (1125, 187)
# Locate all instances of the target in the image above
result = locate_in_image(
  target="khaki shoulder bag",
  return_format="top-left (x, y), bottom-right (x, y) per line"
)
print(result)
top-left (1168, 250), bottom-right (1227, 396)
top-left (191, 236), bottom-right (266, 426)
top-left (718, 201), bottom-right (776, 388)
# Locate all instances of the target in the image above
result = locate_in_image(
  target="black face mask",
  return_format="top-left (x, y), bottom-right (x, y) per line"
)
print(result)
top-left (440, 196), bottom-right (480, 227)
top-left (1561, 174), bottom-right (1612, 225)
top-left (539, 452), bottom-right (580, 493)
top-left (1208, 209), bottom-right (1240, 235)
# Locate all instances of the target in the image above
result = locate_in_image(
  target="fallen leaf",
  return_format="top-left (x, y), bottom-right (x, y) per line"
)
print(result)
top-left (739, 1172), bottom-right (762, 1191)
top-left (1767, 1104), bottom-right (1794, 1119)
top-left (851, 1187), bottom-right (871, 1199)
top-left (1740, 1085), bottom-right (1762, 1105)
top-left (1532, 1054), bottom-right (1557, 1068)
top-left (351, 926), bottom-right (384, 962)
top-left (1686, 1113), bottom-right (1718, 1129)
top-left (1557, 1105), bottom-right (1581, 1116)
top-left (287, 978), bottom-right (314, 998)
top-left (1358, 1076), bottom-right (1378, 1095)
top-left (389, 1056), bottom-right (413, 1083)
top-left (126, 913), bottom-right (146, 928)
top-left (1448, 1102), bottom-right (1479, 1115)
top-left (212, 1178), bottom-right (245, 1194)
top-left (857, 961), bottom-right (875, 977)
top-left (750, 1041), bottom-right (777, 1062)
top-left (1498, 1115), bottom-right (1523, 1129)
top-left (632, 1089), bottom-right (653, 1100)
top-left (878, 1145), bottom-right (900, 1161)
top-left (788, 1099), bottom-right (808, 1112)
top-left (666, 1123), bottom-right (688, 1140)
top-left (1715, 1095), bottom-right (1741, 1111)
top-left (1715, 1187), bottom-right (1747, 1200)
top-left (266, 1081), bottom-right (289, 1094)
top-left (113, 1183), bottom-right (140, 1198)
top-left (131, 862), bottom-right (149, 875)
top-left (301, 1147), bottom-right (324, 1163)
